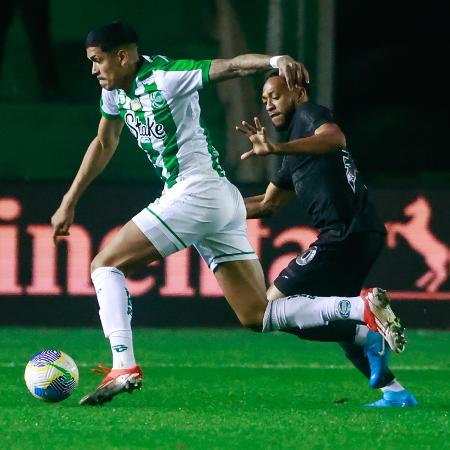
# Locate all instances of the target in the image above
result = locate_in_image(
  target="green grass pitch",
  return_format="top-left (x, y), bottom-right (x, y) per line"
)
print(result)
top-left (1, 327), bottom-right (449, 449)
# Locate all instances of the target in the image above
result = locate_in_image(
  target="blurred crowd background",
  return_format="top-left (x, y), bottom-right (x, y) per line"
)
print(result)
top-left (1, 0), bottom-right (447, 187)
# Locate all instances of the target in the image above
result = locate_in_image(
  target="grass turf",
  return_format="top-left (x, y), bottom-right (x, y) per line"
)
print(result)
top-left (1, 328), bottom-right (449, 450)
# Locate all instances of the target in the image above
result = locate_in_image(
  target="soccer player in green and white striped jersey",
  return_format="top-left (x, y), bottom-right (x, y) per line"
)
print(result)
top-left (51, 22), bottom-right (402, 405)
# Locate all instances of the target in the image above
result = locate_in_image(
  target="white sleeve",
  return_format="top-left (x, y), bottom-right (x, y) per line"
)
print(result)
top-left (153, 59), bottom-right (212, 99)
top-left (99, 89), bottom-right (120, 119)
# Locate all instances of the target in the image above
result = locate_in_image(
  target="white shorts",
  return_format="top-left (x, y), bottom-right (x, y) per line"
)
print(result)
top-left (132, 175), bottom-right (258, 271)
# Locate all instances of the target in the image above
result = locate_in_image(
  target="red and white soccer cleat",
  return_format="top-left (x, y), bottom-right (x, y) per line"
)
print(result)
top-left (79, 364), bottom-right (143, 406)
top-left (362, 287), bottom-right (406, 354)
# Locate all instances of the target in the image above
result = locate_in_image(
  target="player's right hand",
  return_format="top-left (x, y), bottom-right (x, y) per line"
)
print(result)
top-left (236, 117), bottom-right (275, 159)
top-left (276, 56), bottom-right (310, 91)
top-left (51, 205), bottom-right (75, 245)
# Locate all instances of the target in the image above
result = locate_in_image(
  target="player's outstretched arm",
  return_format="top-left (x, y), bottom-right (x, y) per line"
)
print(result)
top-left (209, 54), bottom-right (309, 90)
top-left (237, 117), bottom-right (346, 159)
top-left (51, 117), bottom-right (124, 243)
top-left (245, 183), bottom-right (294, 219)
top-left (274, 123), bottom-right (346, 155)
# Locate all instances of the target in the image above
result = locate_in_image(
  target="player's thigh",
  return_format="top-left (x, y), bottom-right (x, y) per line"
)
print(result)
top-left (214, 259), bottom-right (268, 328)
top-left (273, 242), bottom-right (354, 297)
top-left (273, 233), bottom-right (384, 297)
top-left (91, 220), bottom-right (162, 275)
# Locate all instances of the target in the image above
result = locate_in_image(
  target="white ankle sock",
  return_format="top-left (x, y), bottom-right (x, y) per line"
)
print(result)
top-left (91, 267), bottom-right (136, 369)
top-left (262, 295), bottom-right (364, 332)
top-left (381, 379), bottom-right (405, 392)
top-left (109, 331), bottom-right (136, 369)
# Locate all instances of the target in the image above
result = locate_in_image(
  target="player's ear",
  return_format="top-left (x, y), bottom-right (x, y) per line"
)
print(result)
top-left (117, 48), bottom-right (128, 66)
top-left (295, 86), bottom-right (307, 103)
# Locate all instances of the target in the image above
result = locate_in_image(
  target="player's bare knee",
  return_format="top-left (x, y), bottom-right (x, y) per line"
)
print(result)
top-left (90, 254), bottom-right (117, 274)
top-left (90, 255), bottom-right (105, 273)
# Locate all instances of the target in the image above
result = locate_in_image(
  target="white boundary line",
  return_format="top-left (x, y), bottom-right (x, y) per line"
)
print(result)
top-left (2, 362), bottom-right (449, 371)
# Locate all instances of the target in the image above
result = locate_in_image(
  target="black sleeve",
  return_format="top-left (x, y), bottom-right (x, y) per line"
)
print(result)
top-left (290, 103), bottom-right (335, 139)
top-left (271, 157), bottom-right (294, 191)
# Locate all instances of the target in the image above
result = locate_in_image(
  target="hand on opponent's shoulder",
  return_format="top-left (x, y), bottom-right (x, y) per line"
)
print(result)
top-left (209, 54), bottom-right (309, 89)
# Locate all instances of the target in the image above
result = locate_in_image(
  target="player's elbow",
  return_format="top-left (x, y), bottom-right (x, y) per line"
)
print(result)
top-left (321, 135), bottom-right (346, 153)
top-left (316, 126), bottom-right (346, 152)
top-left (329, 130), bottom-right (346, 150)
top-left (261, 201), bottom-right (280, 218)
top-left (335, 133), bottom-right (346, 149)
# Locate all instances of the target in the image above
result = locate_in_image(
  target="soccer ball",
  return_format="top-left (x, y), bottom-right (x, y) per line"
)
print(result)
top-left (24, 350), bottom-right (79, 402)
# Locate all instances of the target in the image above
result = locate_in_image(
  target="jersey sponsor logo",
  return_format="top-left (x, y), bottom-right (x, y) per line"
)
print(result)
top-left (338, 299), bottom-right (351, 318)
top-left (342, 149), bottom-right (357, 193)
top-left (295, 246), bottom-right (317, 266)
top-left (125, 112), bottom-right (166, 141)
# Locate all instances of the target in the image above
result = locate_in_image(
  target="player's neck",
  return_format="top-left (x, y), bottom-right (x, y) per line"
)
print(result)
top-left (121, 57), bottom-right (144, 92)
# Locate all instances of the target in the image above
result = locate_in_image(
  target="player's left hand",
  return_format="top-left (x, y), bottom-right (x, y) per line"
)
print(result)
top-left (235, 117), bottom-right (275, 160)
top-left (276, 56), bottom-right (310, 90)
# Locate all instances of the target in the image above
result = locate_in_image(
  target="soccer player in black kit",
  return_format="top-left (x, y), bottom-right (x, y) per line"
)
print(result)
top-left (236, 70), bottom-right (417, 407)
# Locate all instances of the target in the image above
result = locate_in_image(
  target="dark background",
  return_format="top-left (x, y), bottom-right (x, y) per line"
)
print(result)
top-left (335, 2), bottom-right (448, 179)
top-left (0, 1), bottom-right (448, 184)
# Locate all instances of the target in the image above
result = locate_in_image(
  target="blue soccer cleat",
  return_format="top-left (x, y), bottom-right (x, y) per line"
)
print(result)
top-left (364, 329), bottom-right (390, 389)
top-left (365, 389), bottom-right (418, 407)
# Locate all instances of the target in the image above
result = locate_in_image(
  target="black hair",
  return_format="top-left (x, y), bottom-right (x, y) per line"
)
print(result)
top-left (264, 68), bottom-right (281, 83)
top-left (263, 68), bottom-right (309, 93)
top-left (85, 21), bottom-right (139, 52)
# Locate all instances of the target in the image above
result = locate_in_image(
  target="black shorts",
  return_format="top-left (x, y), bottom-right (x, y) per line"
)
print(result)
top-left (274, 232), bottom-right (385, 297)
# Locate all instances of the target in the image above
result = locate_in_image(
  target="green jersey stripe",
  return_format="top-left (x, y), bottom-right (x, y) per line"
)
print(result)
top-left (100, 55), bottom-right (224, 189)
top-left (209, 251), bottom-right (256, 268)
top-left (132, 108), bottom-right (164, 181)
top-left (200, 117), bottom-right (225, 177)
top-left (146, 207), bottom-right (187, 248)
top-left (144, 82), bottom-right (180, 188)
top-left (214, 251), bottom-right (256, 259)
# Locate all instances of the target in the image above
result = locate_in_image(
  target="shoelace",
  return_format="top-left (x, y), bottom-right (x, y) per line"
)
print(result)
top-left (92, 363), bottom-right (111, 375)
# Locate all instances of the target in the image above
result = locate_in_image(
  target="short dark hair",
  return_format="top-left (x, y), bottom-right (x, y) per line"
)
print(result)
top-left (264, 68), bottom-right (280, 83)
top-left (263, 68), bottom-right (309, 93)
top-left (85, 21), bottom-right (139, 52)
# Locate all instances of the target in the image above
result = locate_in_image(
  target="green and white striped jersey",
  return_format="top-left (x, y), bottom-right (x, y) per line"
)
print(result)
top-left (100, 55), bottom-right (225, 189)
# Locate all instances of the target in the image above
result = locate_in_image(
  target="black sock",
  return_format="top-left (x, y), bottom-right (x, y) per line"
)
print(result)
top-left (285, 322), bottom-right (396, 387)
top-left (339, 341), bottom-right (395, 386)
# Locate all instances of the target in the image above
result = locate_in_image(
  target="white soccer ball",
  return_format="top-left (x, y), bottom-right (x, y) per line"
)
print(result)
top-left (24, 350), bottom-right (79, 402)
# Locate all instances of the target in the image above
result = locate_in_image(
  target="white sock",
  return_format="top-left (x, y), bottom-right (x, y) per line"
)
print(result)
top-left (91, 267), bottom-right (136, 369)
top-left (109, 331), bottom-right (136, 369)
top-left (381, 379), bottom-right (405, 392)
top-left (354, 324), bottom-right (369, 346)
top-left (262, 294), bottom-right (364, 332)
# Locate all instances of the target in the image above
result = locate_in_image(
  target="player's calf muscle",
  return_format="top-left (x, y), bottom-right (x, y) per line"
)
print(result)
top-left (214, 260), bottom-right (268, 331)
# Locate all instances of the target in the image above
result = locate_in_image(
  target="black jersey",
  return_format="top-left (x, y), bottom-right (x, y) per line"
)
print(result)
top-left (271, 101), bottom-right (386, 242)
